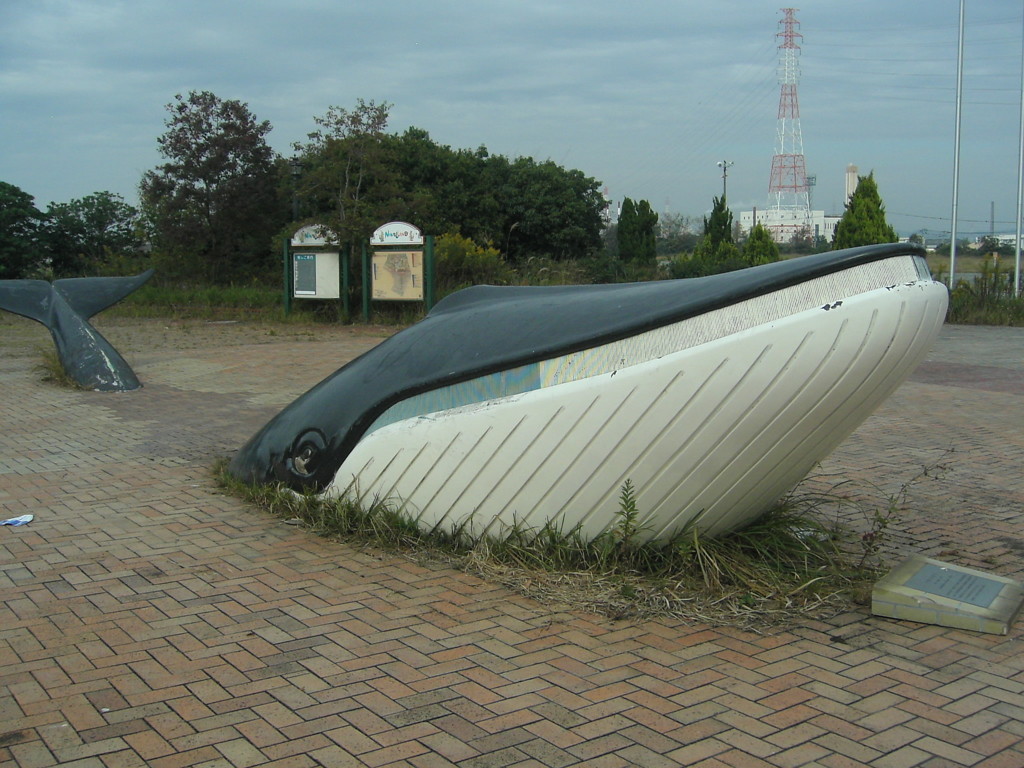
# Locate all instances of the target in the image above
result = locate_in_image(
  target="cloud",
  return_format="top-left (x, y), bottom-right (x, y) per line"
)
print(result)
top-left (1, 0), bottom-right (1022, 236)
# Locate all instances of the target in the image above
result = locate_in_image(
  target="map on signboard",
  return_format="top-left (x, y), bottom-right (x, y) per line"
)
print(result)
top-left (372, 251), bottom-right (423, 300)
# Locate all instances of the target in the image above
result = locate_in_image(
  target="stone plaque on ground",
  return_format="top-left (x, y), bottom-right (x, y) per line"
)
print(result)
top-left (872, 555), bottom-right (1024, 635)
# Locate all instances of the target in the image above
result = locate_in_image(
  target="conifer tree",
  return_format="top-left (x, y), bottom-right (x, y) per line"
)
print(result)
top-left (633, 198), bottom-right (658, 265)
top-left (616, 197), bottom-right (658, 263)
top-left (832, 172), bottom-right (898, 250)
top-left (616, 197), bottom-right (638, 260)
top-left (744, 222), bottom-right (780, 265)
top-left (703, 195), bottom-right (733, 251)
top-left (694, 195), bottom-right (739, 262)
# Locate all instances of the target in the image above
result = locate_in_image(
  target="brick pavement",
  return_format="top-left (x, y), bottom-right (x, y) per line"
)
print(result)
top-left (1, 318), bottom-right (1022, 767)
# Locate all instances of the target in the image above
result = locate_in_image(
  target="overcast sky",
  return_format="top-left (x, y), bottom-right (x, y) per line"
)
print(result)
top-left (2, 0), bottom-right (1022, 238)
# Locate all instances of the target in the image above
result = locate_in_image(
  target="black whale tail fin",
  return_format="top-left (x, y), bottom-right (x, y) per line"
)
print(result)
top-left (0, 279), bottom-right (58, 325)
top-left (53, 270), bottom-right (155, 319)
top-left (0, 270), bottom-right (155, 392)
top-left (0, 270), bottom-right (155, 324)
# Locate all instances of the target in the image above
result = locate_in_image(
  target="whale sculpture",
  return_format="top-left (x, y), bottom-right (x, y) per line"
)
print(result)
top-left (0, 270), bottom-right (154, 391)
top-left (230, 243), bottom-right (948, 542)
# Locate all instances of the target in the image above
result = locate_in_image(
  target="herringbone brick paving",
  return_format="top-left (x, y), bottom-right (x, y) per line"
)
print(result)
top-left (1, 318), bottom-right (1022, 767)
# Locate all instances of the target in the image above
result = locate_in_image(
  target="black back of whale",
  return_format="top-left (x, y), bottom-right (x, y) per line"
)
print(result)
top-left (229, 243), bottom-right (929, 490)
top-left (0, 270), bottom-right (154, 391)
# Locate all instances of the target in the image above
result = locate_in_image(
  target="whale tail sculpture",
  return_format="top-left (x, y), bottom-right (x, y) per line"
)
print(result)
top-left (0, 270), bottom-right (154, 391)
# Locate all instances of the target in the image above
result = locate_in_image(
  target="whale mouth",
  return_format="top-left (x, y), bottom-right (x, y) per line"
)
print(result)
top-left (288, 429), bottom-right (327, 482)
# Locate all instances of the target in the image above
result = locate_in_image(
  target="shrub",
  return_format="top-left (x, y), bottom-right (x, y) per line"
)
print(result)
top-left (667, 253), bottom-right (751, 279)
top-left (946, 260), bottom-right (1023, 326)
top-left (435, 232), bottom-right (515, 295)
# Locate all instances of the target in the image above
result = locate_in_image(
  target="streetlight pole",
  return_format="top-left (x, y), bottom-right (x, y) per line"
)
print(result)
top-left (289, 157), bottom-right (302, 221)
top-left (284, 157), bottom-right (302, 317)
top-left (505, 221), bottom-right (520, 258)
top-left (717, 160), bottom-right (734, 201)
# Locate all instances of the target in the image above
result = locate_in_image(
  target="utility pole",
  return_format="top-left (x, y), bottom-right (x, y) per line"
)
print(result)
top-left (1016, 3), bottom-right (1024, 295)
top-left (717, 160), bottom-right (734, 200)
top-left (950, 0), bottom-right (965, 287)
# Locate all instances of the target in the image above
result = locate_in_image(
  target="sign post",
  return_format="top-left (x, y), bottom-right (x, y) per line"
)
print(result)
top-left (282, 236), bottom-right (292, 315)
top-left (424, 235), bottom-right (435, 310)
top-left (364, 221), bottom-right (435, 322)
top-left (287, 225), bottom-right (346, 316)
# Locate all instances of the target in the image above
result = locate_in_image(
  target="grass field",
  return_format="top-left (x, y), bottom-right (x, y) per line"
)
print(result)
top-left (926, 253), bottom-right (1011, 278)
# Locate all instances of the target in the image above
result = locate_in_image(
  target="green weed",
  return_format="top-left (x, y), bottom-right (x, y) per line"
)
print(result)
top-left (217, 463), bottom-right (425, 549)
top-left (34, 346), bottom-right (83, 389)
top-left (942, 260), bottom-right (1023, 326)
top-left (853, 452), bottom-right (953, 572)
top-left (611, 479), bottom-right (643, 554)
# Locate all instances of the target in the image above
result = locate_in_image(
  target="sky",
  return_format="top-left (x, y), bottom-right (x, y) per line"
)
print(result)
top-left (2, 0), bottom-right (1022, 239)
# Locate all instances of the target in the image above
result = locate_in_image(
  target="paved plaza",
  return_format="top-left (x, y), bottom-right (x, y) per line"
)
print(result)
top-left (1, 317), bottom-right (1022, 767)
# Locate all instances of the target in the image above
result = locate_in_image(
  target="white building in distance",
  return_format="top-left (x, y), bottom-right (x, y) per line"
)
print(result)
top-left (739, 164), bottom-right (854, 244)
top-left (737, 208), bottom-right (841, 244)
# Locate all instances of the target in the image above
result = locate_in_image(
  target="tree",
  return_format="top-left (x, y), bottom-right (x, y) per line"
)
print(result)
top-left (782, 227), bottom-right (828, 256)
top-left (140, 91), bottom-right (282, 283)
top-left (616, 197), bottom-right (658, 264)
top-left (635, 199), bottom-right (658, 264)
top-left (744, 222), bottom-right (780, 265)
top-left (0, 181), bottom-right (42, 279)
top-left (294, 99), bottom-right (393, 247)
top-left (616, 198), bottom-right (637, 260)
top-left (500, 157), bottom-right (605, 262)
top-left (41, 192), bottom-right (140, 276)
top-left (656, 213), bottom-right (699, 256)
top-left (978, 235), bottom-right (1013, 258)
top-left (601, 223), bottom-right (620, 261)
top-left (292, 108), bottom-right (606, 263)
top-left (694, 195), bottom-right (739, 263)
top-left (832, 171), bottom-right (898, 250)
top-left (382, 130), bottom-right (502, 247)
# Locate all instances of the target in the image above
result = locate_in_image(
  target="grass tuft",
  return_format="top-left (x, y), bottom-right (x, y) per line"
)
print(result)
top-left (34, 346), bottom-right (83, 389)
top-left (218, 461), bottom-right (944, 629)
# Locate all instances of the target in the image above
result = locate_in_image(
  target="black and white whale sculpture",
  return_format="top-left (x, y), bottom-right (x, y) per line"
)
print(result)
top-left (230, 244), bottom-right (947, 542)
top-left (0, 270), bottom-right (154, 391)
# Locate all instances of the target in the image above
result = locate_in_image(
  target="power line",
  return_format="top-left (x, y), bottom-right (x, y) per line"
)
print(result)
top-left (893, 211), bottom-right (1022, 226)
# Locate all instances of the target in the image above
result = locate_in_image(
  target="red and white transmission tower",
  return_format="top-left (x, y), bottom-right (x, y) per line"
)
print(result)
top-left (766, 8), bottom-right (811, 239)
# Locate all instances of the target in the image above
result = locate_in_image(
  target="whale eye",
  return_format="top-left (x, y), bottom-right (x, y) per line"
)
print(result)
top-left (290, 430), bottom-right (326, 478)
